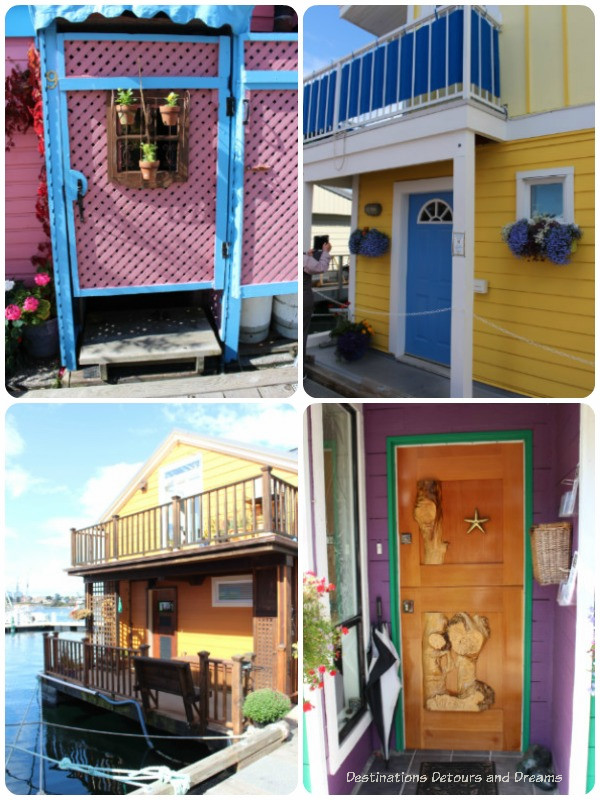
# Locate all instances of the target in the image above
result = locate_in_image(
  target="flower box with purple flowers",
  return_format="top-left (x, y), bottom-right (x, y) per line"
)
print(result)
top-left (501, 215), bottom-right (582, 265)
top-left (349, 227), bottom-right (390, 257)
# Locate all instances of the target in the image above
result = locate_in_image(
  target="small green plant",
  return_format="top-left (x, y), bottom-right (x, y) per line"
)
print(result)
top-left (140, 142), bottom-right (158, 162)
top-left (116, 88), bottom-right (135, 106)
top-left (242, 689), bottom-right (291, 724)
top-left (165, 91), bottom-right (179, 107)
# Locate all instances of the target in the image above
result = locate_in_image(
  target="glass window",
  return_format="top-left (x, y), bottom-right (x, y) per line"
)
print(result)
top-left (212, 576), bottom-right (253, 607)
top-left (322, 404), bottom-right (366, 740)
top-left (530, 182), bottom-right (563, 217)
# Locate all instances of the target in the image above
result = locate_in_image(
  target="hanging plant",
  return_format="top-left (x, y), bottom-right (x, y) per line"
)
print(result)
top-left (501, 215), bottom-right (582, 265)
top-left (159, 91), bottom-right (180, 127)
top-left (348, 227), bottom-right (390, 257)
top-left (115, 88), bottom-right (139, 127)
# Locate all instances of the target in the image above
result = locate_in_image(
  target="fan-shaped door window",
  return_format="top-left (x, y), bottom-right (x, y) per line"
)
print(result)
top-left (418, 198), bottom-right (453, 223)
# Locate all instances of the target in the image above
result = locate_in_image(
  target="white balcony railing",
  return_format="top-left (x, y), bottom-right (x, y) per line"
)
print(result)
top-left (303, 6), bottom-right (503, 142)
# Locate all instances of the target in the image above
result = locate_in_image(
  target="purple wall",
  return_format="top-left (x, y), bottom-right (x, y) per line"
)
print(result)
top-left (361, 403), bottom-right (579, 791)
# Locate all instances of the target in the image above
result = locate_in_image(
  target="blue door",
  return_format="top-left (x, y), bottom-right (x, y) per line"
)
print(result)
top-left (405, 191), bottom-right (453, 365)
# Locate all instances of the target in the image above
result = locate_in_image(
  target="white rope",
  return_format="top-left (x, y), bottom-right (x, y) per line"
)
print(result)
top-left (312, 291), bottom-right (594, 366)
top-left (4, 719), bottom-right (245, 740)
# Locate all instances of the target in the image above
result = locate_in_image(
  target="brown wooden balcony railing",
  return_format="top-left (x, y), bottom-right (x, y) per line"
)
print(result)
top-left (71, 468), bottom-right (298, 567)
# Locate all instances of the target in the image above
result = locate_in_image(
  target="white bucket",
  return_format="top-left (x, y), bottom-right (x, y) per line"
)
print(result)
top-left (239, 296), bottom-right (273, 343)
top-left (273, 293), bottom-right (298, 339)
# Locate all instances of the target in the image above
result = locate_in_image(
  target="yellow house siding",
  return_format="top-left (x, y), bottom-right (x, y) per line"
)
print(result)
top-left (499, 5), bottom-right (594, 117)
top-left (355, 162), bottom-right (452, 350)
top-left (474, 129), bottom-right (594, 397)
top-left (114, 442), bottom-right (296, 519)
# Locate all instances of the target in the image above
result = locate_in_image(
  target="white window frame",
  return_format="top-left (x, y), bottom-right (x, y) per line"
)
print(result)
top-left (308, 404), bottom-right (372, 776)
top-left (211, 575), bottom-right (253, 608)
top-left (516, 167), bottom-right (574, 223)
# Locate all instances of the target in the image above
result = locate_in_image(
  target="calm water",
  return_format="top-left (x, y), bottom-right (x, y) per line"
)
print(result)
top-left (5, 619), bottom-right (213, 795)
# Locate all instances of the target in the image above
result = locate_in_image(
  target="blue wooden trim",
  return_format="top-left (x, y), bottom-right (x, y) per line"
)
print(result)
top-left (245, 33), bottom-right (298, 42)
top-left (60, 33), bottom-right (220, 43)
top-left (213, 35), bottom-right (232, 291)
top-left (59, 77), bottom-right (224, 91)
top-left (39, 24), bottom-right (79, 371)
top-left (243, 70), bottom-right (297, 90)
top-left (76, 282), bottom-right (214, 298)
top-left (6, 6), bottom-right (35, 36)
top-left (220, 34), bottom-right (245, 362)
top-left (241, 282), bottom-right (298, 298)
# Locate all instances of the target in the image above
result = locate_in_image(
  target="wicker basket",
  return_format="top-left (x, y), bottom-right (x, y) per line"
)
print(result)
top-left (530, 522), bottom-right (572, 585)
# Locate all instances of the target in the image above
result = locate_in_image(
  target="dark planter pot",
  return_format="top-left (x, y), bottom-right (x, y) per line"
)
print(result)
top-left (336, 331), bottom-right (371, 361)
top-left (23, 317), bottom-right (59, 358)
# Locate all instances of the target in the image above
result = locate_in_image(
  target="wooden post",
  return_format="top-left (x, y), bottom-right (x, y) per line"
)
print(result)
top-left (276, 561), bottom-right (292, 695)
top-left (198, 651), bottom-right (210, 733)
top-left (140, 644), bottom-right (150, 657)
top-left (42, 632), bottom-right (50, 672)
top-left (111, 515), bottom-right (120, 561)
top-left (70, 528), bottom-right (77, 566)
top-left (231, 655), bottom-right (245, 736)
top-left (82, 636), bottom-right (91, 687)
top-left (171, 496), bottom-right (181, 549)
top-left (261, 467), bottom-right (273, 532)
top-left (52, 631), bottom-right (59, 673)
top-left (276, 644), bottom-right (287, 694)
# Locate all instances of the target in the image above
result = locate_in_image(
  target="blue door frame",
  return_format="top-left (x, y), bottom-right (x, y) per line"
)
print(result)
top-left (38, 18), bottom-right (297, 369)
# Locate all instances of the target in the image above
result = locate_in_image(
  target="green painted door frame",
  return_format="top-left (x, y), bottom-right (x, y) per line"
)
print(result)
top-left (385, 430), bottom-right (534, 751)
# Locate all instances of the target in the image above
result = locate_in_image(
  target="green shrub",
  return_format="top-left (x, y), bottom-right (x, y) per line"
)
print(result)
top-left (242, 689), bottom-right (291, 724)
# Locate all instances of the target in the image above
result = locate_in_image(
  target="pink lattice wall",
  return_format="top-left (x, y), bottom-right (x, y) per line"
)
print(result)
top-left (68, 89), bottom-right (218, 290)
top-left (64, 40), bottom-right (219, 77)
top-left (244, 40), bottom-right (298, 71)
top-left (241, 90), bottom-right (298, 286)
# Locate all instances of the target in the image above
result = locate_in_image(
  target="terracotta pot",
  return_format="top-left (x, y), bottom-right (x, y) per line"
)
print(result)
top-left (139, 160), bottom-right (160, 181)
top-left (159, 104), bottom-right (180, 127)
top-left (116, 104), bottom-right (139, 126)
top-left (23, 317), bottom-right (59, 358)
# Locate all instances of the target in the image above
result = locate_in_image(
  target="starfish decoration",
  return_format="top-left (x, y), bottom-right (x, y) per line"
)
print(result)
top-left (464, 508), bottom-right (490, 534)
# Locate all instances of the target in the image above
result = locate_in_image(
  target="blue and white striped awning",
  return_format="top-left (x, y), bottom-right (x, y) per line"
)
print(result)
top-left (29, 5), bottom-right (253, 34)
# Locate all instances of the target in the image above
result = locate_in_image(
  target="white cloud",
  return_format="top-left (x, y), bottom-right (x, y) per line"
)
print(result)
top-left (79, 461), bottom-right (144, 520)
top-left (5, 465), bottom-right (68, 498)
top-left (162, 405), bottom-right (298, 451)
top-left (5, 417), bottom-right (25, 457)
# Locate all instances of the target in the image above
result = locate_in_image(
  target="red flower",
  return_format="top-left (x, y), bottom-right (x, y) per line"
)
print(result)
top-left (341, 626), bottom-right (349, 635)
top-left (327, 583), bottom-right (336, 592)
top-left (318, 665), bottom-right (326, 674)
top-left (329, 669), bottom-right (337, 676)
top-left (318, 682), bottom-right (324, 689)
top-left (303, 701), bottom-right (314, 712)
top-left (308, 669), bottom-right (315, 675)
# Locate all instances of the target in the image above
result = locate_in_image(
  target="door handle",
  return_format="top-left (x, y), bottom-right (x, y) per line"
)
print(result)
top-left (402, 600), bottom-right (414, 614)
top-left (76, 179), bottom-right (85, 222)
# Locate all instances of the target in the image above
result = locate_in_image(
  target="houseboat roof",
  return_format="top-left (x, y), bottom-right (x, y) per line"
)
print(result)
top-left (28, 5), bottom-right (254, 33)
top-left (100, 429), bottom-right (297, 521)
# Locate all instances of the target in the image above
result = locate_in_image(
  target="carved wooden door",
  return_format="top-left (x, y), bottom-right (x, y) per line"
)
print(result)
top-left (396, 442), bottom-right (524, 751)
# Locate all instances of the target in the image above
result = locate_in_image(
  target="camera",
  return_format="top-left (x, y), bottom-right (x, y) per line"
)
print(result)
top-left (312, 234), bottom-right (329, 262)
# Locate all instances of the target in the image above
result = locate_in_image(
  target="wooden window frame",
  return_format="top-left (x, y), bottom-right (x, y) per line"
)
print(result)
top-left (107, 89), bottom-right (190, 188)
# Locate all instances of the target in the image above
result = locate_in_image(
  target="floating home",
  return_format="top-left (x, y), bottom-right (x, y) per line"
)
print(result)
top-left (304, 402), bottom-right (594, 794)
top-left (41, 431), bottom-right (298, 735)
top-left (303, 6), bottom-right (594, 397)
top-left (15, 5), bottom-right (297, 372)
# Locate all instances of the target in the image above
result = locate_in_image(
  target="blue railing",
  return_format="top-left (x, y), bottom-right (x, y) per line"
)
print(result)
top-left (304, 6), bottom-right (501, 142)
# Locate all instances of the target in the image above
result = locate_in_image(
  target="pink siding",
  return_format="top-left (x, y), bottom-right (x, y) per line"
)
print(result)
top-left (68, 88), bottom-right (218, 289)
top-left (250, 6), bottom-right (274, 32)
top-left (5, 38), bottom-right (42, 283)
top-left (241, 89), bottom-right (298, 285)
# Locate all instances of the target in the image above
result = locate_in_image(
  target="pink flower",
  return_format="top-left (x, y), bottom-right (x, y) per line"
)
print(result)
top-left (23, 296), bottom-right (39, 312)
top-left (329, 669), bottom-right (337, 676)
top-left (5, 304), bottom-right (21, 321)
top-left (34, 273), bottom-right (51, 287)
top-left (303, 701), bottom-right (314, 712)
top-left (318, 665), bottom-right (326, 674)
top-left (341, 626), bottom-right (349, 635)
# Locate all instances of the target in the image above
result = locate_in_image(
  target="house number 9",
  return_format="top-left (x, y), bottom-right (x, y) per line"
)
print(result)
top-left (45, 70), bottom-right (58, 90)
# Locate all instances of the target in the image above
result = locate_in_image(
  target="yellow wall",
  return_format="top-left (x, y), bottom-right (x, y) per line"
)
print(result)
top-left (355, 162), bottom-right (453, 350)
top-left (474, 129), bottom-right (594, 397)
top-left (499, 5), bottom-right (594, 117)
top-left (114, 441), bottom-right (296, 519)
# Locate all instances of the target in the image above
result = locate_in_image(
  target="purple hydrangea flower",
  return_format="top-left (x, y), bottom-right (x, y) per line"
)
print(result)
top-left (545, 224), bottom-right (574, 265)
top-left (507, 219), bottom-right (530, 256)
top-left (360, 228), bottom-right (389, 257)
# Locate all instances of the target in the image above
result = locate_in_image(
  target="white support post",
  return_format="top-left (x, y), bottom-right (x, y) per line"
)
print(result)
top-left (450, 131), bottom-right (475, 397)
top-left (303, 181), bottom-right (314, 252)
top-left (348, 175), bottom-right (360, 323)
top-left (462, 4), bottom-right (472, 101)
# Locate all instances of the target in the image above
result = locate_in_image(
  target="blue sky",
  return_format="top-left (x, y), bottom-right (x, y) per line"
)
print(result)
top-left (5, 402), bottom-right (297, 597)
top-left (303, 6), bottom-right (376, 76)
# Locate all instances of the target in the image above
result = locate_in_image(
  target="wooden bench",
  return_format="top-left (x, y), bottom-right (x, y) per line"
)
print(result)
top-left (133, 656), bottom-right (204, 728)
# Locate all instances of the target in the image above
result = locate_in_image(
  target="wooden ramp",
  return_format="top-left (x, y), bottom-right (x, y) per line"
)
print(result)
top-left (79, 308), bottom-right (222, 376)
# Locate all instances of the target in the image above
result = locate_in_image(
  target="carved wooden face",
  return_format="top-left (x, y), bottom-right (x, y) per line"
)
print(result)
top-left (414, 497), bottom-right (437, 526)
top-left (447, 620), bottom-right (485, 657)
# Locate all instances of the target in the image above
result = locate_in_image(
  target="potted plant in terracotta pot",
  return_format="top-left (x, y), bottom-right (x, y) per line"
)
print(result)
top-left (139, 142), bottom-right (159, 182)
top-left (159, 92), bottom-right (180, 127)
top-left (115, 88), bottom-right (138, 127)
